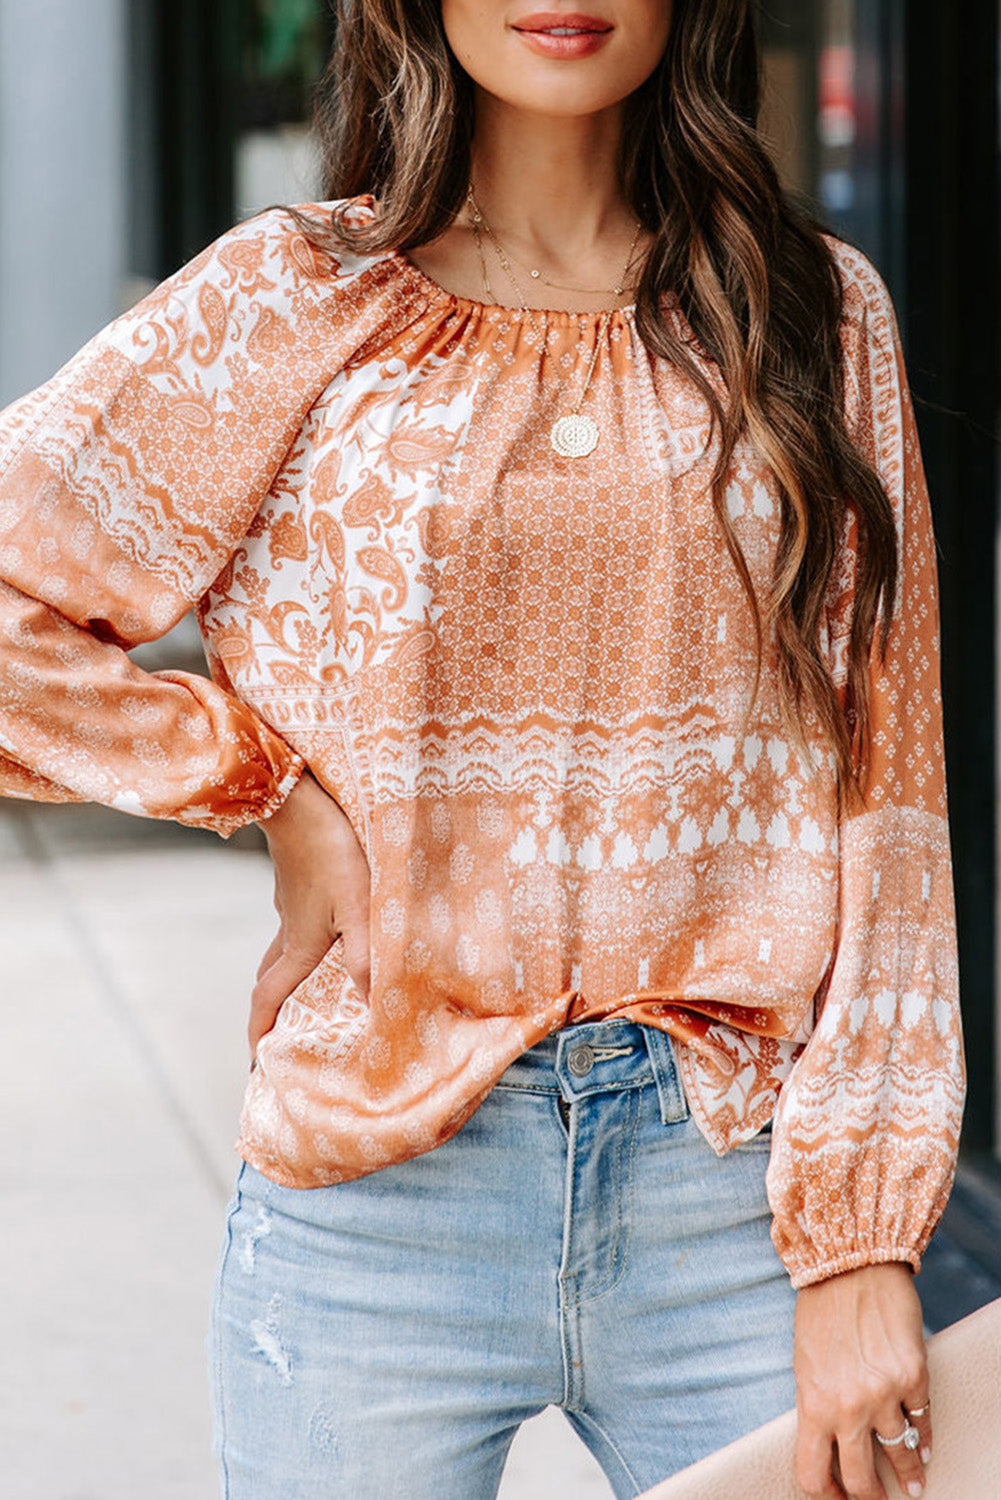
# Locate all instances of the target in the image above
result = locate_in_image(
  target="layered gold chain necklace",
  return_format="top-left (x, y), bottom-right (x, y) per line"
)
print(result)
top-left (465, 185), bottom-right (643, 459)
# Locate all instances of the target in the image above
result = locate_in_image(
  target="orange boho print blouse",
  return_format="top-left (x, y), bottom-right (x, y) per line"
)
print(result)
top-left (0, 195), bottom-right (965, 1288)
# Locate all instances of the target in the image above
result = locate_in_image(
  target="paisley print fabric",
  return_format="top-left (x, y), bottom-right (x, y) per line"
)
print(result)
top-left (0, 195), bottom-right (964, 1287)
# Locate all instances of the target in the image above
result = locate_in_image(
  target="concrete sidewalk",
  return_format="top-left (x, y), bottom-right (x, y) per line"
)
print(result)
top-left (0, 800), bottom-right (614, 1500)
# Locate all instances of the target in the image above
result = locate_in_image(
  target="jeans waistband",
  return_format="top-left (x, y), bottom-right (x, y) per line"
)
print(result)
top-left (495, 1019), bottom-right (689, 1127)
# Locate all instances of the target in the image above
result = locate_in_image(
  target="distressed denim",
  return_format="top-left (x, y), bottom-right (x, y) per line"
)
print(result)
top-left (207, 1018), bottom-right (797, 1499)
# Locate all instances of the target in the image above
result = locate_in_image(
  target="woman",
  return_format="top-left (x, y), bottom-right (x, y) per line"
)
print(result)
top-left (0, 2), bottom-right (964, 1497)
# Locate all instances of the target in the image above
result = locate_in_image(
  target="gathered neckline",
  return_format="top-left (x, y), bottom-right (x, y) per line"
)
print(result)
top-left (388, 246), bottom-right (638, 327)
top-left (334, 192), bottom-right (640, 324)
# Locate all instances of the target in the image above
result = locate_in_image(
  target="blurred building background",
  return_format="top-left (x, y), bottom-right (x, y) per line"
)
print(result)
top-left (0, 2), bottom-right (1000, 1492)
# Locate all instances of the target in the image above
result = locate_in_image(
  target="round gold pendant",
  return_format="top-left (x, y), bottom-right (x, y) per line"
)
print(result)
top-left (551, 413), bottom-right (599, 458)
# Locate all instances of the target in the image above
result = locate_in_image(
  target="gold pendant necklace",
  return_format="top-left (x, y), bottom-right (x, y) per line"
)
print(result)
top-left (466, 185), bottom-right (641, 459)
top-left (548, 333), bottom-right (607, 458)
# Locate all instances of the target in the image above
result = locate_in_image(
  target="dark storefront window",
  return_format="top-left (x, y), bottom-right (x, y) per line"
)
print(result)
top-left (128, 0), bottom-right (334, 281)
top-left (760, 0), bottom-right (905, 294)
top-left (235, 0), bottom-right (334, 217)
top-left (242, 0), bottom-right (328, 122)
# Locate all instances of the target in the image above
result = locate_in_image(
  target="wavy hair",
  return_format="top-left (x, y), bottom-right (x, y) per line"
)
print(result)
top-left (284, 0), bottom-right (898, 814)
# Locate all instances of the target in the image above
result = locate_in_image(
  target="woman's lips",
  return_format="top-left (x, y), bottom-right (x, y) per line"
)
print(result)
top-left (511, 13), bottom-right (613, 59)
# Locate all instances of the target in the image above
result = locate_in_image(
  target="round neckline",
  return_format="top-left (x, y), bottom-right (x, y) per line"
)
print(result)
top-left (389, 245), bottom-right (638, 326)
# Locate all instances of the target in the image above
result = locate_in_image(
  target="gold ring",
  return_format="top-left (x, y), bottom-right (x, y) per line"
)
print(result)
top-left (906, 1401), bottom-right (931, 1418)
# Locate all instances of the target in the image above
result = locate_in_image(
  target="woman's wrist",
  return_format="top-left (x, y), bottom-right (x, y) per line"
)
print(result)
top-left (805, 1260), bottom-right (915, 1287)
top-left (257, 768), bottom-right (356, 851)
top-left (258, 768), bottom-right (323, 836)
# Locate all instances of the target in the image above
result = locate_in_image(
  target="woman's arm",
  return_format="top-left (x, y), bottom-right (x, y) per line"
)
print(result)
top-left (0, 207), bottom-right (356, 835)
top-left (765, 244), bottom-right (965, 1498)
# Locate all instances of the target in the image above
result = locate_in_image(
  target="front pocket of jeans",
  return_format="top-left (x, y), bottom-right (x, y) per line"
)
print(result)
top-left (734, 1120), bottom-right (774, 1150)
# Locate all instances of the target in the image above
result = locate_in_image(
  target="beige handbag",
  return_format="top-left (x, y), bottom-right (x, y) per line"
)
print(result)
top-left (638, 1297), bottom-right (1001, 1499)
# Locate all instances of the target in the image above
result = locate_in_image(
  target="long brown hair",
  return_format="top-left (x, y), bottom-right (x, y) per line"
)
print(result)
top-left (285, 0), bottom-right (897, 815)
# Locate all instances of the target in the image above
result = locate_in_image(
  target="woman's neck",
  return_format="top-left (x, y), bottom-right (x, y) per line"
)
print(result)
top-left (399, 90), bottom-right (650, 313)
top-left (465, 92), bottom-right (639, 275)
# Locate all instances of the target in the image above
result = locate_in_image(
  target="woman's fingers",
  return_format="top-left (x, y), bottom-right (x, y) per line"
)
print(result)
top-left (870, 1386), bottom-right (930, 1494)
top-left (831, 1389), bottom-right (930, 1500)
top-left (247, 941), bottom-right (334, 1059)
top-left (903, 1387), bottom-right (933, 1466)
top-left (795, 1414), bottom-right (844, 1498)
top-left (872, 1358), bottom-right (931, 1497)
top-left (255, 925), bottom-right (285, 982)
top-left (798, 1405), bottom-right (932, 1500)
top-left (871, 1383), bottom-right (932, 1498)
top-left (836, 1426), bottom-right (889, 1499)
top-left (339, 923), bottom-right (371, 1000)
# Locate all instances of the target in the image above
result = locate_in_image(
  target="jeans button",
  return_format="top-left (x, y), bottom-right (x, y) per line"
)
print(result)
top-left (567, 1043), bottom-right (595, 1077)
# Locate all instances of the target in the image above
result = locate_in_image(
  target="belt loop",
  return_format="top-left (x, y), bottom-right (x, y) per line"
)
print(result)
top-left (641, 1026), bottom-right (689, 1125)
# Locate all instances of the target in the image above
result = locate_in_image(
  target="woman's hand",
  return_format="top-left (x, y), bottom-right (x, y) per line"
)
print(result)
top-left (249, 771), bottom-right (371, 1064)
top-left (794, 1262), bottom-right (932, 1500)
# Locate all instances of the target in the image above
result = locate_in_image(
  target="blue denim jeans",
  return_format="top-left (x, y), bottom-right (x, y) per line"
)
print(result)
top-left (207, 1018), bottom-right (797, 1498)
